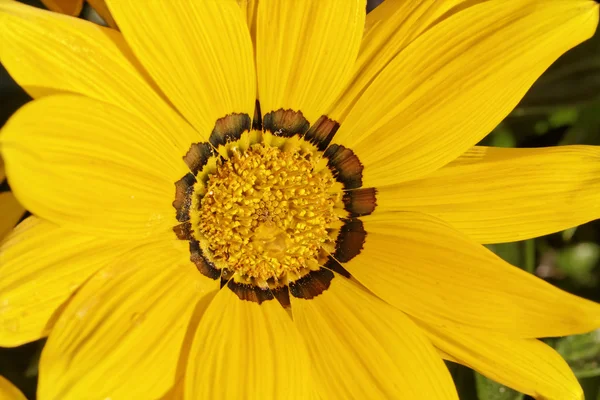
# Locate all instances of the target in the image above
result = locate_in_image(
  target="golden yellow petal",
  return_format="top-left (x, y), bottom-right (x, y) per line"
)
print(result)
top-left (0, 0), bottom-right (199, 152)
top-left (0, 191), bottom-right (24, 241)
top-left (1, 95), bottom-right (189, 238)
top-left (421, 321), bottom-right (583, 400)
top-left (256, 0), bottom-right (366, 124)
top-left (185, 287), bottom-right (315, 400)
top-left (332, 0), bottom-right (599, 187)
top-left (38, 237), bottom-right (215, 400)
top-left (105, 0), bottom-right (256, 135)
top-left (290, 274), bottom-right (458, 399)
top-left (377, 145), bottom-right (600, 244)
top-left (346, 212), bottom-right (600, 338)
top-left (238, 0), bottom-right (258, 51)
top-left (0, 217), bottom-right (132, 347)
top-left (40, 0), bottom-right (82, 16)
top-left (330, 0), bottom-right (480, 121)
top-left (0, 376), bottom-right (26, 400)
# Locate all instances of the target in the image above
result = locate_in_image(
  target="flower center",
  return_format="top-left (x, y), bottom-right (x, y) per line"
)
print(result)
top-left (196, 143), bottom-right (339, 283)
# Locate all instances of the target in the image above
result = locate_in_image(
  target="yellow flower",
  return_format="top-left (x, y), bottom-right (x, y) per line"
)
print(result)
top-left (1, 0), bottom-right (600, 399)
top-left (0, 376), bottom-right (26, 400)
top-left (39, 0), bottom-right (116, 27)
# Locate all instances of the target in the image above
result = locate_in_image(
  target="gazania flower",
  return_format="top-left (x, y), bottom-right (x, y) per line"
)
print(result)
top-left (2, 0), bottom-right (600, 399)
top-left (0, 376), bottom-right (26, 400)
top-left (39, 0), bottom-right (116, 27)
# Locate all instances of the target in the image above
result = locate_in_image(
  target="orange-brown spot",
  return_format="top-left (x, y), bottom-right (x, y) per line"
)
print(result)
top-left (263, 109), bottom-right (310, 138)
top-left (305, 115), bottom-right (340, 151)
top-left (343, 188), bottom-right (377, 217)
top-left (289, 268), bottom-right (334, 299)
top-left (209, 113), bottom-right (252, 148)
top-left (173, 173), bottom-right (196, 222)
top-left (324, 144), bottom-right (364, 190)
top-left (183, 142), bottom-right (215, 175)
top-left (334, 219), bottom-right (366, 263)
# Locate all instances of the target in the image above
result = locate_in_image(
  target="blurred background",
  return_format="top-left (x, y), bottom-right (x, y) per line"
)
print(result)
top-left (1, 0), bottom-right (600, 398)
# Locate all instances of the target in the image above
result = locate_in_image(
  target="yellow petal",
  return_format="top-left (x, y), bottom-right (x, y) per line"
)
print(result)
top-left (0, 217), bottom-right (133, 347)
top-left (1, 94), bottom-right (189, 238)
top-left (290, 274), bottom-right (458, 399)
top-left (256, 0), bottom-right (366, 124)
top-left (330, 0), bottom-right (478, 121)
top-left (332, 0), bottom-right (599, 187)
top-left (0, 376), bottom-right (26, 400)
top-left (40, 0), bottom-right (82, 16)
top-left (0, 158), bottom-right (25, 238)
top-left (346, 212), bottom-right (600, 338)
top-left (421, 321), bottom-right (583, 400)
top-left (86, 0), bottom-right (117, 28)
top-left (105, 0), bottom-right (256, 135)
top-left (38, 237), bottom-right (215, 400)
top-left (378, 145), bottom-right (600, 244)
top-left (238, 0), bottom-right (258, 51)
top-left (0, 191), bottom-right (24, 241)
top-left (185, 287), bottom-right (315, 400)
top-left (0, 0), bottom-right (198, 152)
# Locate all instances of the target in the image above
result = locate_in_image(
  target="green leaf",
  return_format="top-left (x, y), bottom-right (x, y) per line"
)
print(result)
top-left (474, 373), bottom-right (524, 400)
top-left (553, 331), bottom-right (600, 379)
top-left (555, 242), bottom-right (600, 286)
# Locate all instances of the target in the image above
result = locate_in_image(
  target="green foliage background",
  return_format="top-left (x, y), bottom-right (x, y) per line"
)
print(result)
top-left (1, 0), bottom-right (600, 399)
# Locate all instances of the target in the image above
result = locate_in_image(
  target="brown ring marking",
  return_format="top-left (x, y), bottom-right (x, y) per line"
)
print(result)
top-left (289, 268), bottom-right (334, 299)
top-left (334, 218), bottom-right (367, 263)
top-left (304, 115), bottom-right (340, 151)
top-left (173, 173), bottom-right (196, 222)
top-left (183, 142), bottom-right (215, 176)
top-left (227, 280), bottom-right (274, 304)
top-left (209, 113), bottom-right (252, 148)
top-left (252, 99), bottom-right (262, 131)
top-left (262, 109), bottom-right (310, 138)
top-left (189, 240), bottom-right (221, 280)
top-left (323, 144), bottom-right (363, 190)
top-left (343, 188), bottom-right (377, 217)
top-left (323, 255), bottom-right (351, 278)
top-left (173, 221), bottom-right (193, 241)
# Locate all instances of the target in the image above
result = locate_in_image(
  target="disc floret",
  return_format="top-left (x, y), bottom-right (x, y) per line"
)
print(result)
top-left (197, 144), bottom-right (339, 282)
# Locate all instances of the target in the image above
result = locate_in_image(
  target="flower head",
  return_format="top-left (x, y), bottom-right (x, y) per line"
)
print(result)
top-left (1, 0), bottom-right (600, 399)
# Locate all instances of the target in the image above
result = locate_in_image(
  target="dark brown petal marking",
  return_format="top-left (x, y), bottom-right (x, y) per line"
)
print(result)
top-left (289, 268), bottom-right (334, 299)
top-left (183, 142), bottom-right (215, 176)
top-left (262, 109), bottom-right (310, 137)
top-left (227, 280), bottom-right (274, 304)
top-left (304, 116), bottom-right (340, 151)
top-left (173, 173), bottom-right (196, 222)
top-left (189, 240), bottom-right (221, 280)
top-left (323, 255), bottom-right (351, 278)
top-left (209, 113), bottom-right (252, 148)
top-left (334, 218), bottom-right (366, 263)
top-left (324, 144), bottom-right (363, 190)
top-left (252, 99), bottom-right (262, 131)
top-left (173, 221), bottom-right (193, 241)
top-left (270, 285), bottom-right (291, 308)
top-left (0, 179), bottom-right (10, 193)
top-left (343, 188), bottom-right (377, 217)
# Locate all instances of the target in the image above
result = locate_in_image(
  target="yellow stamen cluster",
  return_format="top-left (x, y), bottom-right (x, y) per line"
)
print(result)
top-left (198, 143), bottom-right (339, 283)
